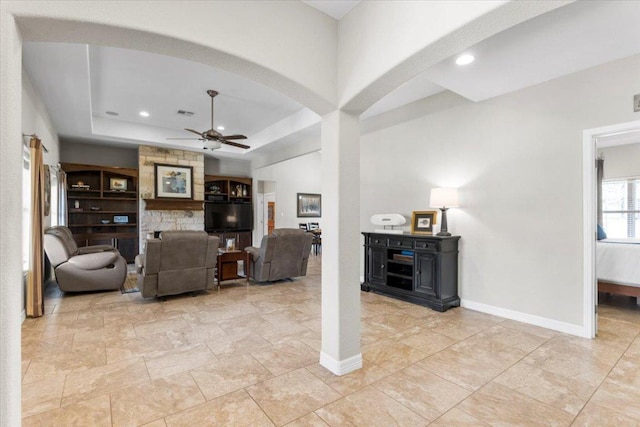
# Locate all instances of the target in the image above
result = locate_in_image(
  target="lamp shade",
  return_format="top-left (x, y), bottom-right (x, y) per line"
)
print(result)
top-left (429, 188), bottom-right (459, 208)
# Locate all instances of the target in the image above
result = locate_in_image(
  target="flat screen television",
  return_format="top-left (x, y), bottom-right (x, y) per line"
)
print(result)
top-left (205, 202), bottom-right (253, 232)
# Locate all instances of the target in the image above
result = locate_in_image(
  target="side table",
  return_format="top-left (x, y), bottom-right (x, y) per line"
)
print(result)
top-left (216, 249), bottom-right (250, 289)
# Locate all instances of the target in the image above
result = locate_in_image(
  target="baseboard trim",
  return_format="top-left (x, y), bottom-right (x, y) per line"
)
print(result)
top-left (21, 309), bottom-right (26, 323)
top-left (319, 351), bottom-right (363, 376)
top-left (460, 299), bottom-right (588, 338)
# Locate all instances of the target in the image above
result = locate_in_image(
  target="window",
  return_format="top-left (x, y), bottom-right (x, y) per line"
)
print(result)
top-left (602, 178), bottom-right (640, 238)
top-left (22, 147), bottom-right (31, 271)
top-left (50, 169), bottom-right (59, 227)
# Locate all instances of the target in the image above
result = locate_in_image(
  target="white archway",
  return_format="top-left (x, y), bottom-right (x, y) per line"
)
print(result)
top-left (2, 4), bottom-right (337, 423)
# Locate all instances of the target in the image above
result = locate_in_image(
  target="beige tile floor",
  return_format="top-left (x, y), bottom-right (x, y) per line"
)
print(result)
top-left (21, 256), bottom-right (640, 426)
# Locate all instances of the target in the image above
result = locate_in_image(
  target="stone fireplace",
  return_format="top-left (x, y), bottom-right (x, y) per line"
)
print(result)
top-left (138, 145), bottom-right (205, 249)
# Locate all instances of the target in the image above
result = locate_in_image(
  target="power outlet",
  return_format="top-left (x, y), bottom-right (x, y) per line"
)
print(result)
top-left (635, 94), bottom-right (640, 112)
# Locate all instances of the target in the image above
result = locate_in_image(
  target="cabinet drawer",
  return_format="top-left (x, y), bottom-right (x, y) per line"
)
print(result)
top-left (368, 236), bottom-right (386, 246)
top-left (414, 240), bottom-right (439, 252)
top-left (387, 238), bottom-right (413, 249)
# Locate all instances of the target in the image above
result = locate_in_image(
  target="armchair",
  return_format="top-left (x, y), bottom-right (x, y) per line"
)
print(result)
top-left (135, 230), bottom-right (219, 298)
top-left (245, 228), bottom-right (312, 282)
top-left (44, 226), bottom-right (127, 292)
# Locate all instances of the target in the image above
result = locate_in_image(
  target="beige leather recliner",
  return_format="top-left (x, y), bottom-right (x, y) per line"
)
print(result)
top-left (245, 228), bottom-right (313, 282)
top-left (135, 230), bottom-right (219, 298)
top-left (44, 226), bottom-right (127, 292)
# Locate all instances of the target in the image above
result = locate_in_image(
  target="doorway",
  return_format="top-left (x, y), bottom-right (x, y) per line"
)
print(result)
top-left (583, 119), bottom-right (640, 338)
top-left (255, 180), bottom-right (276, 242)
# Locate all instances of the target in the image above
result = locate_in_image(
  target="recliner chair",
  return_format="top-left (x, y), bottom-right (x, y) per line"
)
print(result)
top-left (44, 226), bottom-right (127, 292)
top-left (135, 230), bottom-right (219, 298)
top-left (245, 228), bottom-right (312, 282)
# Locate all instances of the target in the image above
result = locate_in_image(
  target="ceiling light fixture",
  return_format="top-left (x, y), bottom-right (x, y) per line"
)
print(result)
top-left (455, 54), bottom-right (475, 66)
top-left (204, 140), bottom-right (222, 150)
top-left (216, 126), bottom-right (225, 131)
top-left (139, 111), bottom-right (150, 117)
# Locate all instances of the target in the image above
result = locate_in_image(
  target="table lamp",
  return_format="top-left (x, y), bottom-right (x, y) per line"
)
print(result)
top-left (430, 188), bottom-right (459, 236)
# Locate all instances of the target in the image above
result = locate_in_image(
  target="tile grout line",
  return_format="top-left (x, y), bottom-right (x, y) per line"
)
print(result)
top-left (570, 326), bottom-right (640, 423)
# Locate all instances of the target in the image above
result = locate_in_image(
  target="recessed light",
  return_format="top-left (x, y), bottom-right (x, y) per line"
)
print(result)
top-left (455, 54), bottom-right (475, 66)
top-left (139, 111), bottom-right (150, 117)
top-left (216, 126), bottom-right (225, 131)
top-left (105, 111), bottom-right (119, 116)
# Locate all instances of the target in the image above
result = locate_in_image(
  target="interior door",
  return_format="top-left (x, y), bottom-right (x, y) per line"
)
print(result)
top-left (265, 193), bottom-right (276, 236)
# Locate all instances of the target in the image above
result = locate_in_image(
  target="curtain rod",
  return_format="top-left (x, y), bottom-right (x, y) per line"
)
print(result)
top-left (22, 133), bottom-right (49, 153)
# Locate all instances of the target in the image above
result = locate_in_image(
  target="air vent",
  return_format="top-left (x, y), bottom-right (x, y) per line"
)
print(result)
top-left (177, 110), bottom-right (195, 116)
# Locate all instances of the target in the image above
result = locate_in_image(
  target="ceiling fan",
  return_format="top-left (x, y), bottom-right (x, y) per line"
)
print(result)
top-left (167, 89), bottom-right (250, 150)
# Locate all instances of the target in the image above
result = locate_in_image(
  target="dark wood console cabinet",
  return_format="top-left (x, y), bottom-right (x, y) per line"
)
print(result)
top-left (361, 232), bottom-right (460, 312)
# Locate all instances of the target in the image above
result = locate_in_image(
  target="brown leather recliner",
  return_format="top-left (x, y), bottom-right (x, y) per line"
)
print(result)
top-left (44, 226), bottom-right (127, 292)
top-left (245, 228), bottom-right (312, 282)
top-left (135, 230), bottom-right (219, 298)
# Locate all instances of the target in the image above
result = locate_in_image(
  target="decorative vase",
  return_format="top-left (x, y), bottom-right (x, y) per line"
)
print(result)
top-left (242, 186), bottom-right (247, 197)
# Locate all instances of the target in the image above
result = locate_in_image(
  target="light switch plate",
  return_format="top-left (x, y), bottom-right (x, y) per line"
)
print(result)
top-left (635, 94), bottom-right (640, 112)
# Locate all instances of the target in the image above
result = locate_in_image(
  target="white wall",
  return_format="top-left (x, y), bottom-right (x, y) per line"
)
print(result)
top-left (599, 142), bottom-right (640, 179)
top-left (22, 70), bottom-right (59, 165)
top-left (204, 156), bottom-right (251, 177)
top-left (60, 139), bottom-right (137, 168)
top-left (361, 54), bottom-right (640, 327)
top-left (252, 152), bottom-right (322, 230)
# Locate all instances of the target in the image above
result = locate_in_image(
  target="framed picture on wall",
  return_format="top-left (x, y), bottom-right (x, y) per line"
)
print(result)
top-left (411, 211), bottom-right (437, 235)
top-left (155, 163), bottom-right (193, 199)
top-left (297, 193), bottom-right (321, 217)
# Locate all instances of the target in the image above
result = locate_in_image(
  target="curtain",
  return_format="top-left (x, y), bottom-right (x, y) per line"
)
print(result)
top-left (596, 157), bottom-right (604, 226)
top-left (58, 168), bottom-right (67, 226)
top-left (26, 137), bottom-right (45, 317)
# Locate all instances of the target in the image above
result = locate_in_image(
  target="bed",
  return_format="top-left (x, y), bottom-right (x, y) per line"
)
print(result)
top-left (596, 239), bottom-right (640, 298)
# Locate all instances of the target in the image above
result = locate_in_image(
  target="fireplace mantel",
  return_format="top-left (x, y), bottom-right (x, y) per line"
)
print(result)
top-left (143, 199), bottom-right (204, 211)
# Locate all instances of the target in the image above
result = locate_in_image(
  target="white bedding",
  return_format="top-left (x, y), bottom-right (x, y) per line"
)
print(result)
top-left (596, 239), bottom-right (640, 287)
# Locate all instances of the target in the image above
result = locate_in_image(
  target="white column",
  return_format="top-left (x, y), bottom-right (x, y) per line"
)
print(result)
top-left (0, 11), bottom-right (23, 425)
top-left (320, 110), bottom-right (362, 375)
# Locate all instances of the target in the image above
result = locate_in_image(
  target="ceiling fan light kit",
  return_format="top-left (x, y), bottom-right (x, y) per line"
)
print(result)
top-left (167, 89), bottom-right (250, 151)
top-left (204, 140), bottom-right (222, 150)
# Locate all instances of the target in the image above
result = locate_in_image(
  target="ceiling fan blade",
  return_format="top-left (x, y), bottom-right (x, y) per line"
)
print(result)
top-left (166, 137), bottom-right (203, 140)
top-left (184, 128), bottom-right (205, 137)
top-left (221, 134), bottom-right (247, 140)
top-left (221, 139), bottom-right (250, 149)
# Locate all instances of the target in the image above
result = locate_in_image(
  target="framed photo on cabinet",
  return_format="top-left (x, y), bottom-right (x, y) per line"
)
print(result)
top-left (109, 177), bottom-right (128, 191)
top-left (411, 211), bottom-right (437, 235)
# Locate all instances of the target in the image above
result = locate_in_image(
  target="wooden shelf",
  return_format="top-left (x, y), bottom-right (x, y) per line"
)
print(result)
top-left (62, 162), bottom-right (139, 263)
top-left (68, 210), bottom-right (138, 214)
top-left (205, 175), bottom-right (252, 200)
top-left (73, 232), bottom-right (138, 239)
top-left (103, 190), bottom-right (137, 195)
top-left (143, 199), bottom-right (204, 211)
top-left (68, 223), bottom-right (137, 227)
